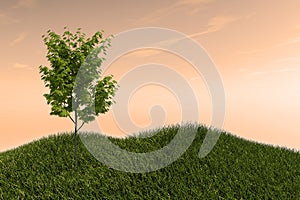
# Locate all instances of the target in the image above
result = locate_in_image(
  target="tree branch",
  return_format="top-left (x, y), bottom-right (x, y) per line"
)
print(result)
top-left (68, 114), bottom-right (75, 124)
top-left (77, 121), bottom-right (85, 132)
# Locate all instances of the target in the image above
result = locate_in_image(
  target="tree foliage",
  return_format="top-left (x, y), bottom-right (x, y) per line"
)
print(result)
top-left (39, 27), bottom-right (118, 129)
top-left (39, 27), bottom-right (118, 168)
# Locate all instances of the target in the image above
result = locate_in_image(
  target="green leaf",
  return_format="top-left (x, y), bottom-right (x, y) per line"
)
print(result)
top-left (39, 27), bottom-right (117, 131)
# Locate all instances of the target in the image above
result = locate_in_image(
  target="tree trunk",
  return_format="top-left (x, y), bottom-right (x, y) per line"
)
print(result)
top-left (74, 109), bottom-right (78, 170)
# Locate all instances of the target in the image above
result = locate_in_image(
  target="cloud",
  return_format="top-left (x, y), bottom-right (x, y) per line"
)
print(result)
top-left (10, 32), bottom-right (28, 46)
top-left (169, 15), bottom-right (240, 43)
top-left (133, 0), bottom-right (214, 25)
top-left (122, 49), bottom-right (163, 58)
top-left (12, 0), bottom-right (37, 8)
top-left (276, 67), bottom-right (300, 72)
top-left (190, 76), bottom-right (201, 81)
top-left (275, 56), bottom-right (300, 63)
top-left (276, 36), bottom-right (300, 47)
top-left (0, 13), bottom-right (19, 25)
top-left (198, 15), bottom-right (239, 35)
top-left (127, 14), bottom-right (240, 59)
top-left (248, 67), bottom-right (300, 77)
top-left (236, 48), bottom-right (266, 55)
top-left (12, 62), bottom-right (32, 70)
top-left (237, 36), bottom-right (300, 55)
top-left (175, 0), bottom-right (214, 17)
top-left (175, 0), bottom-right (213, 6)
top-left (150, 15), bottom-right (239, 48)
top-left (132, 5), bottom-right (177, 25)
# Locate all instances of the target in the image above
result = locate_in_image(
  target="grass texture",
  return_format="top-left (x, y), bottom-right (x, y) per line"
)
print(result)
top-left (0, 123), bottom-right (300, 199)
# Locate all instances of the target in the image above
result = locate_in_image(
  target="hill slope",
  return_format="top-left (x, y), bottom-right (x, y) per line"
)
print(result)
top-left (0, 124), bottom-right (300, 199)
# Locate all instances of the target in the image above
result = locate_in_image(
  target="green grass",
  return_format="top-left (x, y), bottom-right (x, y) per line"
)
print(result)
top-left (1, 123), bottom-right (300, 199)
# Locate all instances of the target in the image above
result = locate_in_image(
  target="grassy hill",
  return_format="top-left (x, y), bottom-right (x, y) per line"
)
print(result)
top-left (1, 124), bottom-right (300, 199)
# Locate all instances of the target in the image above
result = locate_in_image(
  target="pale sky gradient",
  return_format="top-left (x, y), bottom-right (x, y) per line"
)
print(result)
top-left (1, 0), bottom-right (300, 152)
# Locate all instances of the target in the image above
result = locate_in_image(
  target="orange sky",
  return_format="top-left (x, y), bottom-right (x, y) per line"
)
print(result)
top-left (1, 0), bottom-right (300, 152)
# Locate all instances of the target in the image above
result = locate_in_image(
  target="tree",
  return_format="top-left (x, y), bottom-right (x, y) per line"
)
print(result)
top-left (39, 27), bottom-right (118, 169)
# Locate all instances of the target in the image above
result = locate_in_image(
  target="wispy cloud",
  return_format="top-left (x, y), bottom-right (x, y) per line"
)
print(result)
top-left (190, 76), bottom-right (201, 81)
top-left (276, 36), bottom-right (300, 47)
top-left (123, 49), bottom-right (164, 58)
top-left (175, 0), bottom-right (213, 6)
top-left (188, 15), bottom-right (239, 37)
top-left (150, 15), bottom-right (239, 48)
top-left (0, 13), bottom-right (19, 25)
top-left (10, 32), bottom-right (28, 46)
top-left (237, 36), bottom-right (300, 56)
top-left (247, 71), bottom-right (267, 76)
top-left (275, 56), bottom-right (300, 63)
top-left (133, 0), bottom-right (214, 25)
top-left (128, 15), bottom-right (239, 58)
top-left (236, 48), bottom-right (266, 55)
top-left (176, 0), bottom-right (214, 16)
top-left (133, 5), bottom-right (176, 25)
top-left (248, 67), bottom-right (300, 77)
top-left (276, 67), bottom-right (300, 72)
top-left (12, 62), bottom-right (33, 70)
top-left (12, 0), bottom-right (37, 9)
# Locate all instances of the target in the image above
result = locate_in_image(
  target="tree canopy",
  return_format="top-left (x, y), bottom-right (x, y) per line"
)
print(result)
top-left (39, 27), bottom-right (118, 168)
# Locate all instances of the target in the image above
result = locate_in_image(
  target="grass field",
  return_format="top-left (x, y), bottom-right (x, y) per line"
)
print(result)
top-left (0, 123), bottom-right (300, 199)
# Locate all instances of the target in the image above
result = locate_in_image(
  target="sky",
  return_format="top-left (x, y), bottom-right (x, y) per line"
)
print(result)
top-left (0, 0), bottom-right (300, 152)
